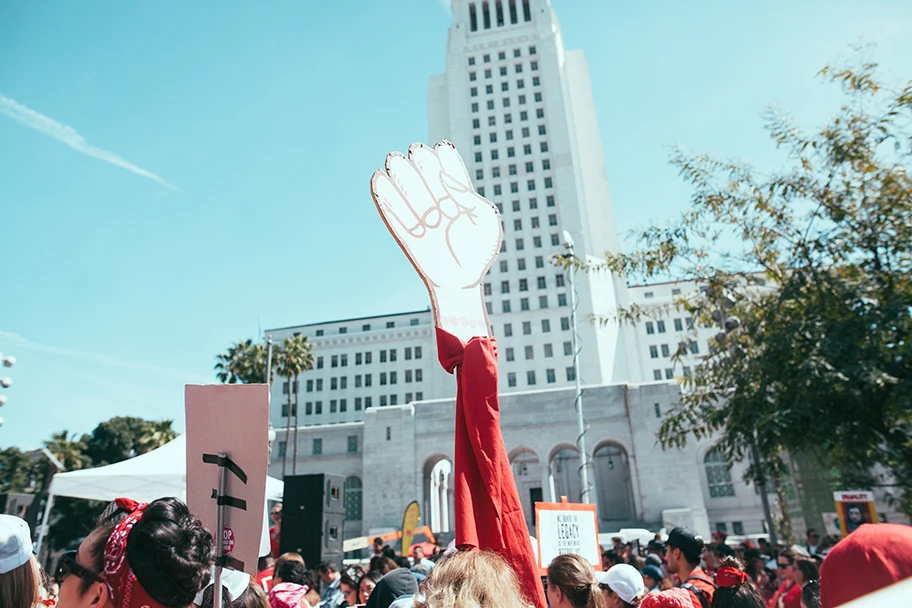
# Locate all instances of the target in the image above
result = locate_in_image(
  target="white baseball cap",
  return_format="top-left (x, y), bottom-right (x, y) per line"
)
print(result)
top-left (596, 564), bottom-right (645, 604)
top-left (0, 514), bottom-right (34, 575)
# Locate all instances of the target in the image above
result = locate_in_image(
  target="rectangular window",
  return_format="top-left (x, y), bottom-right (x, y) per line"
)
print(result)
top-left (317, 356), bottom-right (324, 369)
top-left (539, 295), bottom-right (549, 308)
top-left (340, 376), bottom-right (347, 389)
top-left (355, 397), bottom-right (362, 411)
top-left (657, 320), bottom-right (667, 333)
top-left (520, 110), bottom-right (528, 121)
top-left (544, 343), bottom-right (553, 357)
top-left (535, 92), bottom-right (542, 102)
top-left (524, 144), bottom-right (532, 155)
top-left (546, 369), bottom-right (556, 383)
top-left (650, 346), bottom-right (658, 359)
top-left (533, 76), bottom-right (540, 86)
top-left (474, 151), bottom-right (482, 162)
top-left (391, 348), bottom-right (399, 361)
top-left (561, 317), bottom-right (570, 330)
top-left (493, 184), bottom-right (502, 195)
top-left (471, 87), bottom-right (478, 97)
top-left (683, 366), bottom-right (692, 377)
top-left (380, 372), bottom-right (387, 385)
top-left (527, 370), bottom-right (536, 385)
top-left (690, 341), bottom-right (700, 354)
top-left (316, 379), bottom-right (323, 391)
top-left (330, 399), bottom-right (337, 413)
top-left (515, 63), bottom-right (523, 73)
top-left (661, 344), bottom-right (670, 357)
top-left (390, 371), bottom-right (397, 384)
top-left (515, 238), bottom-right (524, 250)
top-left (507, 147), bottom-right (515, 157)
top-left (340, 354), bottom-right (348, 367)
top-left (566, 367), bottom-right (576, 381)
top-left (686, 318), bottom-right (695, 330)
top-left (653, 370), bottom-right (662, 381)
top-left (405, 369), bottom-right (413, 383)
top-left (531, 216), bottom-right (540, 228)
top-left (390, 394), bottom-right (398, 405)
top-left (415, 369), bottom-right (423, 382)
top-left (547, 195), bottom-right (555, 207)
top-left (405, 392), bottom-right (413, 403)
top-left (278, 441), bottom-right (286, 457)
top-left (415, 346), bottom-right (422, 359)
top-left (305, 401), bottom-right (313, 415)
top-left (519, 94), bottom-right (526, 104)
top-left (646, 322), bottom-right (655, 335)
top-left (316, 330), bottom-right (324, 337)
top-left (469, 56), bottom-right (476, 65)
top-left (502, 300), bottom-right (512, 313)
top-left (525, 345), bottom-right (534, 360)
top-left (550, 234), bottom-right (560, 246)
top-left (484, 282), bottom-right (492, 296)
top-left (520, 297), bottom-right (530, 311)
top-left (538, 110), bottom-right (546, 120)
top-left (512, 200), bottom-right (521, 211)
top-left (508, 372), bottom-right (517, 387)
top-left (306, 379), bottom-right (314, 392)
top-left (564, 341), bottom-right (573, 356)
top-left (355, 352), bottom-right (362, 365)
top-left (513, 219), bottom-right (522, 230)
top-left (517, 79), bottom-right (525, 89)
top-left (380, 350), bottom-right (387, 363)
top-left (555, 274), bottom-right (565, 287)
top-left (380, 395), bottom-right (387, 406)
top-left (364, 396), bottom-right (372, 408)
top-left (490, 132), bottom-right (497, 143)
top-left (364, 374), bottom-right (372, 387)
top-left (664, 369), bottom-right (674, 380)
top-left (536, 256), bottom-right (545, 268)
top-left (540, 141), bottom-right (548, 152)
top-left (522, 127), bottom-right (530, 137)
top-left (510, 181), bottom-right (519, 193)
top-left (340, 398), bottom-right (347, 412)
top-left (347, 436), bottom-right (358, 453)
top-left (492, 166), bottom-right (501, 178)
top-left (505, 347), bottom-right (515, 362)
top-left (365, 351), bottom-right (372, 364)
top-left (544, 177), bottom-right (553, 188)
top-left (473, 135), bottom-right (481, 145)
top-left (557, 293), bottom-right (567, 306)
top-left (538, 125), bottom-right (546, 135)
top-left (500, 260), bottom-right (509, 272)
top-left (674, 318), bottom-right (683, 332)
top-left (522, 321), bottom-right (532, 335)
top-left (533, 236), bottom-right (542, 248)
top-left (542, 319), bottom-right (551, 332)
top-left (504, 323), bottom-right (513, 337)
top-left (519, 278), bottom-right (528, 291)
top-left (405, 347), bottom-right (412, 360)
top-left (313, 438), bottom-right (322, 455)
top-left (486, 85), bottom-right (493, 94)
top-left (471, 102), bottom-right (479, 113)
top-left (472, 118), bottom-right (480, 129)
top-left (518, 258), bottom-right (527, 270)
top-left (537, 276), bottom-right (547, 289)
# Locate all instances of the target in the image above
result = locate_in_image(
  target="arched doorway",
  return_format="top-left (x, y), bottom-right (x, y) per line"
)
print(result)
top-left (549, 446), bottom-right (583, 504)
top-left (423, 456), bottom-right (454, 533)
top-left (510, 448), bottom-right (543, 532)
top-left (593, 443), bottom-right (635, 525)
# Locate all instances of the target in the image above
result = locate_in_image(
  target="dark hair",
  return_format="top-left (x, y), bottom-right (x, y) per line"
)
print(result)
top-left (317, 560), bottom-right (337, 574)
top-left (201, 583), bottom-right (270, 608)
top-left (794, 558), bottom-right (819, 585)
top-left (801, 580), bottom-right (821, 608)
top-left (381, 546), bottom-right (396, 560)
top-left (276, 560), bottom-right (307, 585)
top-left (359, 570), bottom-right (383, 587)
top-left (713, 542), bottom-right (734, 558)
top-left (257, 555), bottom-right (274, 572)
top-left (83, 497), bottom-right (213, 607)
top-left (394, 556), bottom-right (411, 569)
top-left (373, 537), bottom-right (383, 545)
top-left (369, 555), bottom-right (397, 574)
top-left (602, 549), bottom-right (621, 565)
top-left (340, 572), bottom-right (357, 589)
top-left (547, 554), bottom-right (600, 608)
top-left (711, 557), bottom-right (764, 608)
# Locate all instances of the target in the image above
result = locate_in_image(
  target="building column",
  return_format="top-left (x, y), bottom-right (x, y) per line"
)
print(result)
top-left (439, 470), bottom-right (450, 533)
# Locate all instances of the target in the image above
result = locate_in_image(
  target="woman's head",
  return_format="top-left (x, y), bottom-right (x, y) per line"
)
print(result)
top-left (415, 550), bottom-right (527, 608)
top-left (792, 558), bottom-right (818, 586)
top-left (339, 573), bottom-right (358, 607)
top-left (776, 550), bottom-right (798, 583)
top-left (640, 565), bottom-right (664, 591)
top-left (596, 564), bottom-right (646, 608)
top-left (546, 554), bottom-right (603, 608)
top-left (0, 514), bottom-right (41, 608)
top-left (710, 557), bottom-right (764, 608)
top-left (57, 497), bottom-right (213, 608)
top-left (358, 570), bottom-right (383, 605)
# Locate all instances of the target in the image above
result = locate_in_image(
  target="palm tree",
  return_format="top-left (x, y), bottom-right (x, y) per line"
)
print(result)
top-left (277, 334), bottom-right (315, 477)
top-left (215, 339), bottom-right (281, 385)
top-left (44, 431), bottom-right (89, 473)
top-left (137, 420), bottom-right (177, 454)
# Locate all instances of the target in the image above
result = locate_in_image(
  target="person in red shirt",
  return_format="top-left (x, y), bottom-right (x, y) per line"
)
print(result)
top-left (269, 504), bottom-right (282, 558)
top-left (769, 550), bottom-right (802, 608)
top-left (664, 527), bottom-right (716, 608)
top-left (255, 554), bottom-right (276, 592)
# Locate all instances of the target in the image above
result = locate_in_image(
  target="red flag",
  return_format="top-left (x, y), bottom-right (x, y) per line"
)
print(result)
top-left (437, 328), bottom-right (547, 608)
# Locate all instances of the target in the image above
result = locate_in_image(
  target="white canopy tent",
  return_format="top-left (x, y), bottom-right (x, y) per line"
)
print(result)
top-left (35, 435), bottom-right (283, 551)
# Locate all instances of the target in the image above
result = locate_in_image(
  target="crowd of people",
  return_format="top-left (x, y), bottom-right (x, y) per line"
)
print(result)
top-left (2, 498), bottom-right (911, 608)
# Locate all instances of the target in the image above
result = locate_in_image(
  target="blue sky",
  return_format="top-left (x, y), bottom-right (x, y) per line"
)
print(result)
top-left (1, 0), bottom-right (910, 450)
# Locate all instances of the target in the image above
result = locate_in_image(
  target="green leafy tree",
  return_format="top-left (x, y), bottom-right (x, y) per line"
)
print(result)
top-left (0, 447), bottom-right (39, 493)
top-left (137, 420), bottom-right (177, 454)
top-left (215, 339), bottom-right (280, 385)
top-left (277, 335), bottom-right (315, 477)
top-left (577, 55), bottom-right (912, 515)
top-left (84, 417), bottom-right (152, 465)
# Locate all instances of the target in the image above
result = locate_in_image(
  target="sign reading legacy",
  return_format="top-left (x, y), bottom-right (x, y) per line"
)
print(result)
top-left (535, 498), bottom-right (600, 574)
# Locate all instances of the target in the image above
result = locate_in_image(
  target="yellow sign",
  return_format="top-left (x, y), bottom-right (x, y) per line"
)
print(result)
top-left (833, 491), bottom-right (878, 537)
top-left (401, 501), bottom-right (420, 556)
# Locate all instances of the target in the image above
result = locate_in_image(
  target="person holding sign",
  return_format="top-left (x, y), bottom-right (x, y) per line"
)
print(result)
top-left (56, 497), bottom-right (213, 608)
top-left (546, 554), bottom-right (604, 608)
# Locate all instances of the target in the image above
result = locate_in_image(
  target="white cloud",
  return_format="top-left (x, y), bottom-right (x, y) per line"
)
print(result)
top-left (0, 330), bottom-right (210, 384)
top-left (0, 92), bottom-right (179, 191)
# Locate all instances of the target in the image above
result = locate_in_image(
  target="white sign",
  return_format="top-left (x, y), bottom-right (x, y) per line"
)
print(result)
top-left (535, 502), bottom-right (600, 572)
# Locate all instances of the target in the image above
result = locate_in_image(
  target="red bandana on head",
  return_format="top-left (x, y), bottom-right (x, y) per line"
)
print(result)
top-left (715, 566), bottom-right (749, 588)
top-left (104, 498), bottom-right (167, 608)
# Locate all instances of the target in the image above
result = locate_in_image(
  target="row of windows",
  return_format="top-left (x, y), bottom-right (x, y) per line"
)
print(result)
top-left (470, 60), bottom-right (538, 81)
top-left (312, 346), bottom-right (423, 369)
top-left (505, 367), bottom-right (576, 387)
top-left (496, 234), bottom-right (562, 253)
top-left (473, 127), bottom-right (548, 147)
top-left (469, 92), bottom-right (544, 108)
top-left (503, 341), bottom-right (574, 361)
top-left (311, 318), bottom-right (420, 336)
top-left (642, 288), bottom-right (683, 299)
top-left (473, 141), bottom-right (549, 163)
top-left (280, 391), bottom-right (426, 417)
top-left (478, 176), bottom-right (554, 196)
top-left (487, 293), bottom-right (567, 314)
top-left (468, 1), bottom-right (533, 32)
top-left (284, 368), bottom-right (426, 394)
top-left (471, 101), bottom-right (545, 117)
top-left (645, 318), bottom-right (695, 334)
top-left (468, 46), bottom-right (537, 66)
top-left (495, 255), bottom-right (557, 273)
top-left (470, 79), bottom-right (544, 96)
top-left (470, 73), bottom-right (541, 88)
top-left (651, 367), bottom-right (692, 381)
top-left (648, 341), bottom-right (700, 359)
top-left (484, 273), bottom-right (564, 294)
top-left (475, 158), bottom-right (549, 178)
top-left (501, 317), bottom-right (571, 335)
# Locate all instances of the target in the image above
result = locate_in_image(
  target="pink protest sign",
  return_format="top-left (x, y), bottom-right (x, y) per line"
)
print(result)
top-left (186, 384), bottom-right (269, 576)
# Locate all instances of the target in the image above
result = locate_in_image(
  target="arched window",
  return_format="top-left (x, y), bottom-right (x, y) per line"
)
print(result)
top-left (344, 476), bottom-right (363, 521)
top-left (704, 447), bottom-right (735, 498)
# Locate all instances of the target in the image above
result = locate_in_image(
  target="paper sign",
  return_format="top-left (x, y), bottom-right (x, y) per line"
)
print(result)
top-left (371, 141), bottom-right (503, 343)
top-left (833, 491), bottom-right (878, 537)
top-left (401, 501), bottom-right (420, 556)
top-left (186, 384), bottom-right (269, 575)
top-left (535, 499), bottom-right (600, 574)
top-left (822, 512), bottom-right (840, 537)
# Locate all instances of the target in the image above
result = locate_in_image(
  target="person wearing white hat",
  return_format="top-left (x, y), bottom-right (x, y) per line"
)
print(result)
top-left (1, 514), bottom-right (41, 608)
top-left (596, 564), bottom-right (647, 608)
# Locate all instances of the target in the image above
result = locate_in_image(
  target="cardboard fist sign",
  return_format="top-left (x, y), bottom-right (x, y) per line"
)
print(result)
top-left (371, 141), bottom-right (503, 342)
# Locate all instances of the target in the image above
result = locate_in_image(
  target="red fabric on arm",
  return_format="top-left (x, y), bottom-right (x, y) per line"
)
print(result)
top-left (436, 327), bottom-right (547, 608)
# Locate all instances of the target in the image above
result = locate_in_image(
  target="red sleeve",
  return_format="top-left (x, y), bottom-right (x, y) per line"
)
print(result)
top-left (437, 328), bottom-right (547, 608)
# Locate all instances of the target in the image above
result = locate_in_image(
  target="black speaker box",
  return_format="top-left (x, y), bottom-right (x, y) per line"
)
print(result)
top-left (280, 474), bottom-right (346, 567)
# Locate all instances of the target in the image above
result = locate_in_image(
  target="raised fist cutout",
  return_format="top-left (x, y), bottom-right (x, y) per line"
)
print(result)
top-left (371, 141), bottom-right (503, 343)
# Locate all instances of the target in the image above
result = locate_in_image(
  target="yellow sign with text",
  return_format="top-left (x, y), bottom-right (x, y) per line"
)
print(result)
top-left (401, 501), bottom-right (421, 556)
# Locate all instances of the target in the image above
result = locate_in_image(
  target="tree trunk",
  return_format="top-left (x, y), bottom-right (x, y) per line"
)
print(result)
top-left (282, 382), bottom-right (292, 478)
top-left (292, 375), bottom-right (300, 475)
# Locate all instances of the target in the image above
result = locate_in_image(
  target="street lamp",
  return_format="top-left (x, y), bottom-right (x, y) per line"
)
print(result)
top-left (0, 352), bottom-right (14, 408)
top-left (560, 231), bottom-right (591, 504)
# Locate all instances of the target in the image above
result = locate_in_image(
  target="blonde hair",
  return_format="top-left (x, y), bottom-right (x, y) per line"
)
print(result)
top-left (547, 554), bottom-right (604, 608)
top-left (415, 550), bottom-right (530, 608)
top-left (0, 555), bottom-right (40, 608)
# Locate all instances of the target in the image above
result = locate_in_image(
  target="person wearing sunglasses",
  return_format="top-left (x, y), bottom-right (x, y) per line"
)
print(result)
top-left (56, 497), bottom-right (213, 608)
top-left (1, 514), bottom-right (42, 608)
top-left (269, 505), bottom-right (282, 558)
top-left (769, 551), bottom-right (801, 608)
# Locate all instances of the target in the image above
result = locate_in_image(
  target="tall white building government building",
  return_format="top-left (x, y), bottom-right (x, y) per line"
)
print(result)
top-left (429, 0), bottom-right (640, 389)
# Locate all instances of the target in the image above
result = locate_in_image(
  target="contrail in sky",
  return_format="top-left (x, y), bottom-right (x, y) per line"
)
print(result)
top-left (0, 92), bottom-right (179, 191)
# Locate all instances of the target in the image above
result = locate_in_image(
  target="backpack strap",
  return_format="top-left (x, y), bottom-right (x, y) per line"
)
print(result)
top-left (686, 574), bottom-right (718, 589)
top-left (681, 583), bottom-right (710, 608)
